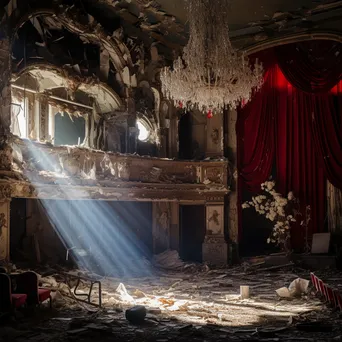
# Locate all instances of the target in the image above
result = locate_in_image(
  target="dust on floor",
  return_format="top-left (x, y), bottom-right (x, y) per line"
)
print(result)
top-left (0, 264), bottom-right (341, 341)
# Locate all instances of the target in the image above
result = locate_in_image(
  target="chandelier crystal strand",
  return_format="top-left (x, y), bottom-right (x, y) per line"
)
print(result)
top-left (160, 0), bottom-right (264, 115)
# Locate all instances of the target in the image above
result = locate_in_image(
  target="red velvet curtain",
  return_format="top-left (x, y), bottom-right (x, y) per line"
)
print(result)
top-left (275, 72), bottom-right (326, 248)
top-left (237, 41), bottom-right (342, 251)
top-left (276, 40), bottom-right (342, 93)
top-left (237, 61), bottom-right (326, 250)
top-left (237, 68), bottom-right (277, 248)
top-left (310, 93), bottom-right (342, 190)
top-left (236, 68), bottom-right (277, 193)
top-left (276, 41), bottom-right (342, 190)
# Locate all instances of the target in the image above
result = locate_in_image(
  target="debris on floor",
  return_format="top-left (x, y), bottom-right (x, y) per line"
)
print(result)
top-left (0, 263), bottom-right (342, 341)
top-left (276, 277), bottom-right (310, 298)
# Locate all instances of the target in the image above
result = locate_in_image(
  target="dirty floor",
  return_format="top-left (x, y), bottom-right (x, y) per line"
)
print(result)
top-left (0, 265), bottom-right (341, 341)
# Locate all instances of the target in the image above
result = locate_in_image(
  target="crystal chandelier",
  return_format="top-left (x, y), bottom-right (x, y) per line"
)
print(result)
top-left (160, 0), bottom-right (264, 116)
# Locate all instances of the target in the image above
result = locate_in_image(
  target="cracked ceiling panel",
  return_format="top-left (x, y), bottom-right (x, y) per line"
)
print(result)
top-left (90, 0), bottom-right (342, 54)
top-left (7, 0), bottom-right (342, 84)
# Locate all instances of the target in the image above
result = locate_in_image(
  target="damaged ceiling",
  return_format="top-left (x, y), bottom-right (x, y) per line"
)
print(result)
top-left (9, 0), bottom-right (342, 79)
top-left (6, 0), bottom-right (342, 114)
top-left (91, 0), bottom-right (342, 53)
top-left (149, 0), bottom-right (338, 30)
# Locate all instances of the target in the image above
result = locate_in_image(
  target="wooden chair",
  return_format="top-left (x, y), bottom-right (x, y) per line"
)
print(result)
top-left (0, 273), bottom-right (27, 313)
top-left (14, 271), bottom-right (52, 308)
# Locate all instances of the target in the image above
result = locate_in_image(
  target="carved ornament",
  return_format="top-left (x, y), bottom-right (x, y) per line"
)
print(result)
top-left (205, 166), bottom-right (223, 184)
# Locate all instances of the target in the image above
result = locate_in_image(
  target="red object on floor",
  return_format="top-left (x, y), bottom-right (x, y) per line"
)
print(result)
top-left (334, 290), bottom-right (342, 311)
top-left (11, 294), bottom-right (27, 308)
top-left (310, 273), bottom-right (342, 311)
top-left (310, 273), bottom-right (319, 291)
top-left (38, 288), bottom-right (51, 303)
top-left (325, 286), bottom-right (336, 307)
top-left (317, 279), bottom-right (328, 300)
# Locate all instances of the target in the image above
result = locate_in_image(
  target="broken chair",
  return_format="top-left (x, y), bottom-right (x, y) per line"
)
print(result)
top-left (14, 271), bottom-right (52, 308)
top-left (0, 273), bottom-right (27, 313)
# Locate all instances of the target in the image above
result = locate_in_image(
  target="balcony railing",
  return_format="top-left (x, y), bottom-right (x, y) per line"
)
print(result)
top-left (11, 139), bottom-right (228, 188)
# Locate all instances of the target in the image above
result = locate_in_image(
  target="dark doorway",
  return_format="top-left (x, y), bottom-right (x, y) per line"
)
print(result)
top-left (54, 112), bottom-right (86, 146)
top-left (179, 205), bottom-right (206, 262)
top-left (178, 112), bottom-right (193, 160)
top-left (10, 198), bottom-right (26, 261)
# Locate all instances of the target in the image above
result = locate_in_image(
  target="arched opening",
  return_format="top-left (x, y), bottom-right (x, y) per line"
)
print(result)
top-left (10, 65), bottom-right (123, 149)
top-left (136, 115), bottom-right (157, 157)
top-left (137, 120), bottom-right (151, 142)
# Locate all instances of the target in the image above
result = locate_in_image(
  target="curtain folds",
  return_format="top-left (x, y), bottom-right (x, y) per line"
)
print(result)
top-left (311, 94), bottom-right (342, 190)
top-left (276, 82), bottom-right (326, 248)
top-left (236, 69), bottom-right (277, 247)
top-left (236, 68), bottom-right (276, 193)
top-left (237, 61), bottom-right (328, 250)
top-left (238, 41), bottom-right (342, 251)
top-left (276, 40), bottom-right (342, 93)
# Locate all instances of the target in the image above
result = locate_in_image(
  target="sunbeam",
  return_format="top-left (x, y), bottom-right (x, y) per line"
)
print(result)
top-left (24, 140), bottom-right (153, 278)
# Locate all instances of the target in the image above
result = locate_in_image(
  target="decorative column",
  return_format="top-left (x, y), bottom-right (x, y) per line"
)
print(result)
top-left (0, 198), bottom-right (11, 262)
top-left (126, 88), bottom-right (138, 154)
top-left (39, 98), bottom-right (49, 142)
top-left (205, 112), bottom-right (224, 158)
top-left (166, 104), bottom-right (179, 159)
top-left (202, 196), bottom-right (228, 265)
top-left (226, 109), bottom-right (239, 261)
top-left (0, 38), bottom-right (11, 138)
top-left (159, 101), bottom-right (170, 158)
top-left (0, 38), bottom-right (13, 263)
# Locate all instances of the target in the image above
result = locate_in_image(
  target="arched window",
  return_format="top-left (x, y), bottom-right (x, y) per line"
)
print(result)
top-left (137, 119), bottom-right (151, 142)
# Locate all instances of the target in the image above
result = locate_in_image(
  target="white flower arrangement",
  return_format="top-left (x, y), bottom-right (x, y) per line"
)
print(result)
top-left (242, 180), bottom-right (304, 252)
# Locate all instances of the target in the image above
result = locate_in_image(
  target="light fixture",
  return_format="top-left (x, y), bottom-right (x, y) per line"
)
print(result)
top-left (160, 0), bottom-right (264, 116)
